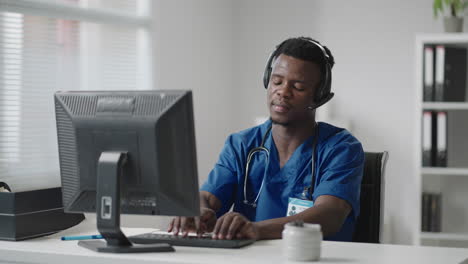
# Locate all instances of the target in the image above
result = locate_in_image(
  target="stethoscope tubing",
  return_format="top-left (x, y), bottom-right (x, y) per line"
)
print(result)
top-left (243, 123), bottom-right (319, 207)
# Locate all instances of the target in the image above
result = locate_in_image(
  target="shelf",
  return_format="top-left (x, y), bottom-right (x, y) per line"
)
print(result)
top-left (422, 102), bottom-right (468, 110)
top-left (416, 33), bottom-right (468, 45)
top-left (421, 232), bottom-right (468, 241)
top-left (422, 167), bottom-right (468, 176)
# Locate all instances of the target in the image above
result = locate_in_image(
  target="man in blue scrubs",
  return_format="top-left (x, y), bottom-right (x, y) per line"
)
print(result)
top-left (169, 37), bottom-right (364, 241)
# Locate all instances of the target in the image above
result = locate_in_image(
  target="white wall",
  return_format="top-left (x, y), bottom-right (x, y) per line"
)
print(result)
top-left (123, 0), bottom-right (235, 229)
top-left (152, 0), bottom-right (235, 184)
top-left (232, 0), bottom-right (443, 245)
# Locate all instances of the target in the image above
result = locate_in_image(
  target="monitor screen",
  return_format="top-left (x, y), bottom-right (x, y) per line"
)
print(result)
top-left (54, 90), bottom-right (200, 252)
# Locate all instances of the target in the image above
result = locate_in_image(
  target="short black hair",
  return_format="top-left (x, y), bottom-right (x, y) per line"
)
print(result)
top-left (273, 37), bottom-right (335, 76)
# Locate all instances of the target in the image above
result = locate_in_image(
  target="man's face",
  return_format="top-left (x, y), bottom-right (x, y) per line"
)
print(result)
top-left (267, 54), bottom-right (321, 126)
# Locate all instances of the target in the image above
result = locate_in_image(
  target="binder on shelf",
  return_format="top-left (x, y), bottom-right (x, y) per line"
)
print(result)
top-left (447, 111), bottom-right (468, 168)
top-left (423, 45), bottom-right (434, 102)
top-left (429, 193), bottom-right (442, 232)
top-left (434, 45), bottom-right (467, 102)
top-left (422, 111), bottom-right (433, 166)
top-left (421, 192), bottom-right (430, 232)
top-left (436, 111), bottom-right (447, 167)
top-left (421, 192), bottom-right (442, 233)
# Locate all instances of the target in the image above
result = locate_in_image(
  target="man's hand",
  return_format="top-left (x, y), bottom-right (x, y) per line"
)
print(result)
top-left (168, 207), bottom-right (217, 237)
top-left (212, 212), bottom-right (259, 240)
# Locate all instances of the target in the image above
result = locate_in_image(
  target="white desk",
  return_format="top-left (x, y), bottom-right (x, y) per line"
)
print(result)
top-left (0, 218), bottom-right (467, 264)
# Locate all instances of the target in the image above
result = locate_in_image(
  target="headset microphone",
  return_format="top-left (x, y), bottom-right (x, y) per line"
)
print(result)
top-left (306, 92), bottom-right (335, 111)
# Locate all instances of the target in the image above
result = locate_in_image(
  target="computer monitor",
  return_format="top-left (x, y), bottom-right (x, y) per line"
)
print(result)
top-left (54, 90), bottom-right (200, 253)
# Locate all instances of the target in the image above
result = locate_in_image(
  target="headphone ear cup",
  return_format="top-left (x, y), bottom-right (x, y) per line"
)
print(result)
top-left (263, 52), bottom-right (275, 89)
top-left (263, 67), bottom-right (271, 89)
top-left (323, 62), bottom-right (332, 98)
top-left (311, 92), bottom-right (334, 110)
top-left (315, 62), bottom-right (332, 103)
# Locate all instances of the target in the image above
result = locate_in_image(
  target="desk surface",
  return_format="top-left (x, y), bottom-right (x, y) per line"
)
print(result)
top-left (0, 218), bottom-right (467, 264)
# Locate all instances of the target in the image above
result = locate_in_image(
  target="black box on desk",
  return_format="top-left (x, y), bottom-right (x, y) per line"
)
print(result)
top-left (0, 187), bottom-right (84, 241)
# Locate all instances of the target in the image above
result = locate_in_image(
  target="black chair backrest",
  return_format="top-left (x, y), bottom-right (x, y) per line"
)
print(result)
top-left (352, 151), bottom-right (388, 243)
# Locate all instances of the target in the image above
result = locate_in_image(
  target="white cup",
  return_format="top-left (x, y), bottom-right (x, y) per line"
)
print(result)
top-left (282, 222), bottom-right (322, 262)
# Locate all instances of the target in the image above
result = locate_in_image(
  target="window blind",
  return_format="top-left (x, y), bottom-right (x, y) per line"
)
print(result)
top-left (0, 0), bottom-right (151, 191)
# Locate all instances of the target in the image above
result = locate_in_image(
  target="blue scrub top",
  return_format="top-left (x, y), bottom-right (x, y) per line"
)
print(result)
top-left (200, 120), bottom-right (364, 241)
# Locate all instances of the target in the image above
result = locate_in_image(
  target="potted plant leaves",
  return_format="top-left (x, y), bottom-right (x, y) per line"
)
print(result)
top-left (434, 0), bottom-right (468, 32)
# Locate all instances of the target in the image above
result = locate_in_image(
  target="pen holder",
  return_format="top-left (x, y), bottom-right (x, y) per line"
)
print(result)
top-left (282, 221), bottom-right (322, 262)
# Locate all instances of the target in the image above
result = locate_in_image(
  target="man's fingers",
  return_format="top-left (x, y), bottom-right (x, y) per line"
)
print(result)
top-left (194, 216), bottom-right (205, 236)
top-left (169, 208), bottom-right (217, 237)
top-left (200, 210), bottom-right (211, 221)
top-left (167, 218), bottom-right (175, 232)
top-left (217, 214), bottom-right (235, 239)
top-left (226, 215), bottom-right (244, 240)
top-left (180, 217), bottom-right (188, 236)
top-left (171, 217), bottom-right (181, 235)
top-left (199, 221), bottom-right (208, 233)
top-left (212, 216), bottom-right (224, 239)
top-left (199, 208), bottom-right (217, 232)
top-left (194, 216), bottom-right (200, 230)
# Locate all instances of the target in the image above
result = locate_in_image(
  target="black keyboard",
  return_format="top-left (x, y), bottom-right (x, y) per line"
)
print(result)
top-left (129, 232), bottom-right (255, 249)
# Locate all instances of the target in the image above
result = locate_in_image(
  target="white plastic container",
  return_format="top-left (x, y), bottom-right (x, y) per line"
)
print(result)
top-left (282, 221), bottom-right (322, 261)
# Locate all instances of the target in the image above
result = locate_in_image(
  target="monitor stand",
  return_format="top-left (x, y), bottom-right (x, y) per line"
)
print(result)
top-left (78, 151), bottom-right (174, 253)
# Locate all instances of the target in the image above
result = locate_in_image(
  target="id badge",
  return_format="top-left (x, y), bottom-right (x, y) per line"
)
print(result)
top-left (286, 197), bottom-right (314, 216)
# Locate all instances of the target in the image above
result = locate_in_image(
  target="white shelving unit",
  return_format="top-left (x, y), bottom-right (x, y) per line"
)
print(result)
top-left (421, 232), bottom-right (468, 241)
top-left (415, 33), bottom-right (468, 248)
top-left (423, 102), bottom-right (468, 110)
top-left (422, 167), bottom-right (468, 176)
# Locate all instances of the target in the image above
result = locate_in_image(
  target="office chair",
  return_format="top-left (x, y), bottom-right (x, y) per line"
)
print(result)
top-left (352, 151), bottom-right (389, 243)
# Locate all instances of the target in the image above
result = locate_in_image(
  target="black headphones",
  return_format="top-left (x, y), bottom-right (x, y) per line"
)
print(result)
top-left (263, 38), bottom-right (334, 109)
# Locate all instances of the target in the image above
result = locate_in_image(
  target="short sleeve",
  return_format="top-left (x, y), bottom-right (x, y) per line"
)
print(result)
top-left (200, 135), bottom-right (240, 216)
top-left (312, 133), bottom-right (364, 219)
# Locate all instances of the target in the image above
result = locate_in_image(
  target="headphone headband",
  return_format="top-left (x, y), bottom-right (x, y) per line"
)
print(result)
top-left (263, 38), bottom-right (334, 108)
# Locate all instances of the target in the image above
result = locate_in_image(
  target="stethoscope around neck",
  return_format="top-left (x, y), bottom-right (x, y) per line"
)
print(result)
top-left (242, 123), bottom-right (319, 208)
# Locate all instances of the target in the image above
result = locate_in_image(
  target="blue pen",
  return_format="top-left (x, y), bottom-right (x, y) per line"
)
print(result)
top-left (61, 234), bottom-right (103, 241)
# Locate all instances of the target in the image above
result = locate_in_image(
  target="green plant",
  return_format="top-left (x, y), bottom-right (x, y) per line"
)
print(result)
top-left (433, 0), bottom-right (468, 17)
